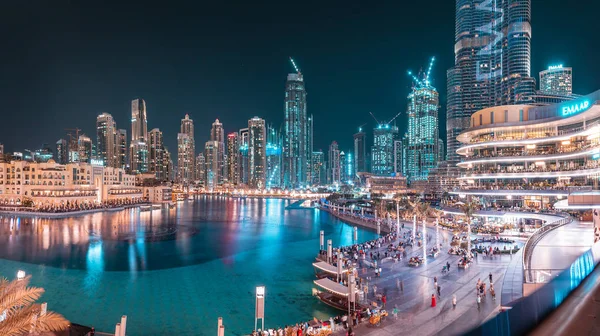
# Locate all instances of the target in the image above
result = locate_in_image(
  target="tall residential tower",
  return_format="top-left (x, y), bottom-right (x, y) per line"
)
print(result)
top-left (447, 0), bottom-right (534, 162)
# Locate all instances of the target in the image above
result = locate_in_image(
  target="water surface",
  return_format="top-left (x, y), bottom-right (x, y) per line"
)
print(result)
top-left (0, 196), bottom-right (376, 335)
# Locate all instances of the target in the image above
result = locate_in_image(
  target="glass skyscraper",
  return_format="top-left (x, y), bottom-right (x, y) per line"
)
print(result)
top-left (540, 65), bottom-right (573, 96)
top-left (248, 117), bottom-right (266, 189)
top-left (266, 124), bottom-right (282, 189)
top-left (406, 74), bottom-right (441, 184)
top-left (371, 125), bottom-right (398, 176)
top-left (447, 0), bottom-right (534, 162)
top-left (353, 129), bottom-right (367, 175)
top-left (283, 71), bottom-right (311, 189)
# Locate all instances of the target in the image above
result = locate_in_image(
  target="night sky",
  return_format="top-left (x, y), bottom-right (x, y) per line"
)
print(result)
top-left (1, 1), bottom-right (599, 156)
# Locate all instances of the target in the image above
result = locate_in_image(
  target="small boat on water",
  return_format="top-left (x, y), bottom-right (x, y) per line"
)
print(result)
top-left (151, 204), bottom-right (162, 210)
top-left (313, 278), bottom-right (362, 312)
top-left (312, 261), bottom-right (348, 279)
top-left (140, 205), bottom-right (152, 212)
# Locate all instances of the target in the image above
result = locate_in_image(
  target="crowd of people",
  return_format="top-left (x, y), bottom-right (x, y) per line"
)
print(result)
top-left (0, 199), bottom-right (146, 213)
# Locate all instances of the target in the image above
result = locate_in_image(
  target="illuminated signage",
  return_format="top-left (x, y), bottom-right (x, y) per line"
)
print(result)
top-left (562, 100), bottom-right (591, 117)
top-left (548, 64), bottom-right (563, 70)
top-left (90, 159), bottom-right (104, 166)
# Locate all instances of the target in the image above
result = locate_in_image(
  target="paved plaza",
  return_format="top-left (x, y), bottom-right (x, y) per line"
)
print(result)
top-left (329, 223), bottom-right (520, 336)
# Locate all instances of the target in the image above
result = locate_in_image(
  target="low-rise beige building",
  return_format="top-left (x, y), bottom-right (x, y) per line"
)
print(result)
top-left (0, 160), bottom-right (142, 207)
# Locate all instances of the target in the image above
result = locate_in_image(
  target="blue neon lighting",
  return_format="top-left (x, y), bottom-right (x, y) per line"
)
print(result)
top-left (562, 100), bottom-right (591, 117)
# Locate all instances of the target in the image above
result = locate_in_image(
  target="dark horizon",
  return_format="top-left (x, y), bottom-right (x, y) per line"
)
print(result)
top-left (1, 0), bottom-right (599, 156)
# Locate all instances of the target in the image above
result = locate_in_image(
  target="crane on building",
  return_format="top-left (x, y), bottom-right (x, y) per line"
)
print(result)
top-left (369, 111), bottom-right (402, 129)
top-left (408, 56), bottom-right (436, 88)
top-left (289, 57), bottom-right (301, 74)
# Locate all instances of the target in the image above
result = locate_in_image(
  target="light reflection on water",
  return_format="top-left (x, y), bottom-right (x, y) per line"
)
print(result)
top-left (0, 196), bottom-right (377, 335)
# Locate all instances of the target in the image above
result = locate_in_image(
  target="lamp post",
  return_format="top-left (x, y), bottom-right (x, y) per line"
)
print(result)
top-left (16, 270), bottom-right (25, 281)
top-left (396, 202), bottom-right (400, 235)
top-left (327, 240), bottom-right (333, 264)
top-left (353, 226), bottom-right (358, 241)
top-left (435, 219), bottom-right (439, 250)
top-left (320, 230), bottom-right (324, 251)
top-left (412, 215), bottom-right (416, 242)
top-left (423, 220), bottom-right (427, 260)
top-left (218, 317), bottom-right (224, 336)
top-left (255, 286), bottom-right (265, 331)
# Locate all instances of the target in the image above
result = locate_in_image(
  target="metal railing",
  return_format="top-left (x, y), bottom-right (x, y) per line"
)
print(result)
top-left (522, 214), bottom-right (573, 283)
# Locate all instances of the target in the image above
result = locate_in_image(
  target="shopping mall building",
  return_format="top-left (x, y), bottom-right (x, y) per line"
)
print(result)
top-left (453, 90), bottom-right (600, 210)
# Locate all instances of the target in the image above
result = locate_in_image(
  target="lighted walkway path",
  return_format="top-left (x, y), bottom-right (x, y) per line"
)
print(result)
top-left (329, 225), bottom-right (518, 336)
top-left (529, 219), bottom-right (593, 283)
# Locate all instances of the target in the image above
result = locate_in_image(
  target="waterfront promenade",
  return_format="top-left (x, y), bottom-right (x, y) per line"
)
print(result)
top-left (326, 226), bottom-right (517, 336)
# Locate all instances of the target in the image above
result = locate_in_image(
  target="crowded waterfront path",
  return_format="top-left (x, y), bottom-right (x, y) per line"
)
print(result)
top-left (329, 226), bottom-right (520, 336)
top-left (0, 197), bottom-right (379, 335)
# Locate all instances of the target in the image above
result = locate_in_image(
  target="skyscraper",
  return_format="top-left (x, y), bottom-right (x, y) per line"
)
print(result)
top-left (177, 114), bottom-right (195, 184)
top-left (447, 0), bottom-right (534, 162)
top-left (248, 117), bottom-right (266, 189)
top-left (353, 128), bottom-right (367, 175)
top-left (204, 141), bottom-right (219, 190)
top-left (55, 139), bottom-right (68, 164)
top-left (283, 69), bottom-right (309, 189)
top-left (196, 153), bottom-right (206, 185)
top-left (371, 125), bottom-right (398, 176)
top-left (130, 98), bottom-right (149, 171)
top-left (328, 141), bottom-right (341, 185)
top-left (340, 151), bottom-right (347, 182)
top-left (210, 119), bottom-right (226, 184)
top-left (130, 141), bottom-right (148, 174)
top-left (131, 98), bottom-right (148, 143)
top-left (311, 151), bottom-right (325, 185)
top-left (266, 125), bottom-right (282, 189)
top-left (149, 128), bottom-right (167, 180)
top-left (77, 135), bottom-right (93, 163)
top-left (96, 113), bottom-right (117, 167)
top-left (540, 65), bottom-right (573, 96)
top-left (116, 129), bottom-right (127, 169)
top-left (227, 133), bottom-right (240, 185)
top-left (239, 128), bottom-right (249, 185)
top-left (406, 60), bottom-right (441, 184)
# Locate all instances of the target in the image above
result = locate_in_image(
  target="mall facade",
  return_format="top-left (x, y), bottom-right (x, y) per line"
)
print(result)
top-left (453, 90), bottom-right (600, 210)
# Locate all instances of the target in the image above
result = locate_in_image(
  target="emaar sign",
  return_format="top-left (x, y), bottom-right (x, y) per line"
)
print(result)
top-left (562, 100), bottom-right (591, 117)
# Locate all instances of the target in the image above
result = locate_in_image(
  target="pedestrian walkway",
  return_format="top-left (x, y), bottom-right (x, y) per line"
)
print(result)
top-left (329, 224), bottom-right (515, 336)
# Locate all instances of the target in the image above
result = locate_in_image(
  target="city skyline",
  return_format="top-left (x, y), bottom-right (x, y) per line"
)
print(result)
top-left (1, 1), bottom-right (598, 157)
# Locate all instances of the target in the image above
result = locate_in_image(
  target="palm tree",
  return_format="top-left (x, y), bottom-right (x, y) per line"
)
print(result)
top-left (0, 275), bottom-right (70, 336)
top-left (461, 200), bottom-right (478, 255)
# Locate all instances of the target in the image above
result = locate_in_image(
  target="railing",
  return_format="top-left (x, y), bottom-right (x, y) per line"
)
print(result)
top-left (522, 215), bottom-right (573, 283)
top-left (466, 239), bottom-right (600, 336)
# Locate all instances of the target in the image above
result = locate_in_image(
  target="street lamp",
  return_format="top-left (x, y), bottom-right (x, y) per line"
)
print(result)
top-left (255, 286), bottom-right (265, 331)
top-left (16, 270), bottom-right (25, 280)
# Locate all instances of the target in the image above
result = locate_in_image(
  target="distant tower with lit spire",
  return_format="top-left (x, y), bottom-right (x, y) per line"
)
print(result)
top-left (405, 57), bottom-right (441, 184)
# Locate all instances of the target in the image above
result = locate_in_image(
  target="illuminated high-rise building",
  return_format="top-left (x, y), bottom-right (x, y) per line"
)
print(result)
top-left (406, 59), bottom-right (441, 184)
top-left (283, 68), bottom-right (310, 189)
top-left (96, 113), bottom-right (117, 167)
top-left (204, 140), bottom-right (219, 191)
top-left (196, 153), bottom-right (206, 185)
top-left (116, 129), bottom-right (127, 169)
top-left (266, 124), bottom-right (282, 189)
top-left (210, 119), bottom-right (226, 184)
top-left (149, 128), bottom-right (168, 180)
top-left (371, 124), bottom-right (398, 176)
top-left (328, 141), bottom-right (341, 185)
top-left (55, 139), bottom-right (68, 164)
top-left (540, 65), bottom-right (573, 96)
top-left (130, 98), bottom-right (149, 171)
top-left (227, 133), bottom-right (240, 185)
top-left (239, 128), bottom-right (249, 185)
top-left (311, 150), bottom-right (325, 185)
top-left (177, 114), bottom-right (195, 184)
top-left (77, 135), bottom-right (93, 164)
top-left (447, 0), bottom-right (534, 162)
top-left (130, 140), bottom-right (148, 174)
top-left (131, 98), bottom-right (148, 143)
top-left (248, 117), bottom-right (266, 189)
top-left (353, 128), bottom-right (367, 174)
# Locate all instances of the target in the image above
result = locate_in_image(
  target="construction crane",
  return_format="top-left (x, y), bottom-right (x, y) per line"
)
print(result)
top-left (289, 57), bottom-right (300, 74)
top-left (408, 56), bottom-right (436, 88)
top-left (370, 111), bottom-right (402, 129)
top-left (357, 123), bottom-right (367, 132)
